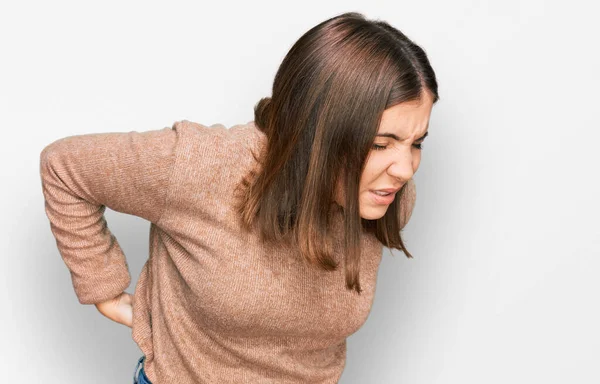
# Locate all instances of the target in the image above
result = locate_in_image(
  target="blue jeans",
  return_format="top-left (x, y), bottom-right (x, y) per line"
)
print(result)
top-left (133, 355), bottom-right (152, 384)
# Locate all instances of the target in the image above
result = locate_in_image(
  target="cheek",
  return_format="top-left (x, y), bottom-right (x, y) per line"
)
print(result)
top-left (360, 158), bottom-right (387, 188)
top-left (413, 151), bottom-right (422, 171)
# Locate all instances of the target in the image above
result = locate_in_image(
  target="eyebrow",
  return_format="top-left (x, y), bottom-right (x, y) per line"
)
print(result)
top-left (375, 130), bottom-right (429, 142)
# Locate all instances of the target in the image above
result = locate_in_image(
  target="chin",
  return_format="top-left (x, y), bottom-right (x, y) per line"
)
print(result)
top-left (359, 207), bottom-right (388, 220)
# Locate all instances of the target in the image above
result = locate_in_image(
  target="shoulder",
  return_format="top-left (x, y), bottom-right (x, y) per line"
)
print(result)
top-left (167, 119), bottom-right (265, 187)
top-left (159, 120), bottom-right (265, 222)
top-left (172, 120), bottom-right (265, 155)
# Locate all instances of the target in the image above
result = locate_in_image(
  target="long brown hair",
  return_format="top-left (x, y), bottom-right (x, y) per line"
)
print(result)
top-left (234, 11), bottom-right (439, 294)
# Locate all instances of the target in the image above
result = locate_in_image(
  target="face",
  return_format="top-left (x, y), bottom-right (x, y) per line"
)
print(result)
top-left (335, 91), bottom-right (434, 219)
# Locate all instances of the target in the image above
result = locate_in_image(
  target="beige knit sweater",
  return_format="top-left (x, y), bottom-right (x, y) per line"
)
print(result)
top-left (39, 120), bottom-right (416, 383)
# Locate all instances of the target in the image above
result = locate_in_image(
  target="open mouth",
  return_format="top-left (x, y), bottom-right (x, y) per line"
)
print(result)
top-left (369, 190), bottom-right (396, 204)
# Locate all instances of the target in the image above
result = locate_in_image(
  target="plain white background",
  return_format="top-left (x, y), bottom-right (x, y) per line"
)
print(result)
top-left (1, 1), bottom-right (599, 383)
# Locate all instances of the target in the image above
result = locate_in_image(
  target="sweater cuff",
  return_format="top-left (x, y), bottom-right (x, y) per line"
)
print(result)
top-left (68, 242), bottom-right (132, 305)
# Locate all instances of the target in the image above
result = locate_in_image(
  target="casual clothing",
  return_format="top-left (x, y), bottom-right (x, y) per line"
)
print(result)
top-left (39, 120), bottom-right (416, 383)
top-left (134, 356), bottom-right (152, 384)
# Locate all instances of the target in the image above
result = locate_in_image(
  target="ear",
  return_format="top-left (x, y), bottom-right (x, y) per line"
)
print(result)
top-left (398, 178), bottom-right (417, 231)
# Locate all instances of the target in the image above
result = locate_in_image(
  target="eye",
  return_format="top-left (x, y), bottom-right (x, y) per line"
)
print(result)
top-left (373, 143), bottom-right (424, 151)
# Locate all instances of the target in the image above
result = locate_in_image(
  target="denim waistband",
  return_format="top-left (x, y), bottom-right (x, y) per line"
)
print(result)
top-left (133, 355), bottom-right (147, 384)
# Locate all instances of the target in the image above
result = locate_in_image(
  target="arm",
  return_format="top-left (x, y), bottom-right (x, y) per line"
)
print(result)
top-left (39, 123), bottom-right (180, 305)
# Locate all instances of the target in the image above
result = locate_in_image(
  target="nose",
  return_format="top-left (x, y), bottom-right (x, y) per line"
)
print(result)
top-left (387, 151), bottom-right (414, 182)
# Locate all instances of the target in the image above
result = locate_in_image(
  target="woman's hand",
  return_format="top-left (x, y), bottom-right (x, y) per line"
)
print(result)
top-left (94, 291), bottom-right (134, 328)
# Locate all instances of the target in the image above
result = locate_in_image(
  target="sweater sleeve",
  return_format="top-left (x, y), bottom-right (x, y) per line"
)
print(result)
top-left (39, 123), bottom-right (179, 305)
top-left (398, 178), bottom-right (416, 231)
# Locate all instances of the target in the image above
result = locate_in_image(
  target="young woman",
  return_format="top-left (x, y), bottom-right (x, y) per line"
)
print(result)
top-left (40, 11), bottom-right (438, 383)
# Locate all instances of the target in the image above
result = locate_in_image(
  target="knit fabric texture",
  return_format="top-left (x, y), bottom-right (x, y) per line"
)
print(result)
top-left (39, 120), bottom-right (416, 383)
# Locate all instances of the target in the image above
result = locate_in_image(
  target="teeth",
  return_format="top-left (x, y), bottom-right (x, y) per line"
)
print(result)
top-left (374, 191), bottom-right (391, 196)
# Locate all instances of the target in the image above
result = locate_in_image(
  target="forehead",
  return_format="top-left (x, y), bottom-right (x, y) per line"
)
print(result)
top-left (379, 95), bottom-right (433, 134)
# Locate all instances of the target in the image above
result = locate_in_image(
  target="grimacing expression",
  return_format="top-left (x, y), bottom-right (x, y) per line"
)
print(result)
top-left (335, 91), bottom-right (434, 220)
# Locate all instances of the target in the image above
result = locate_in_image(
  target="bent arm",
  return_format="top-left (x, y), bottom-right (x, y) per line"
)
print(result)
top-left (39, 124), bottom-right (180, 304)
